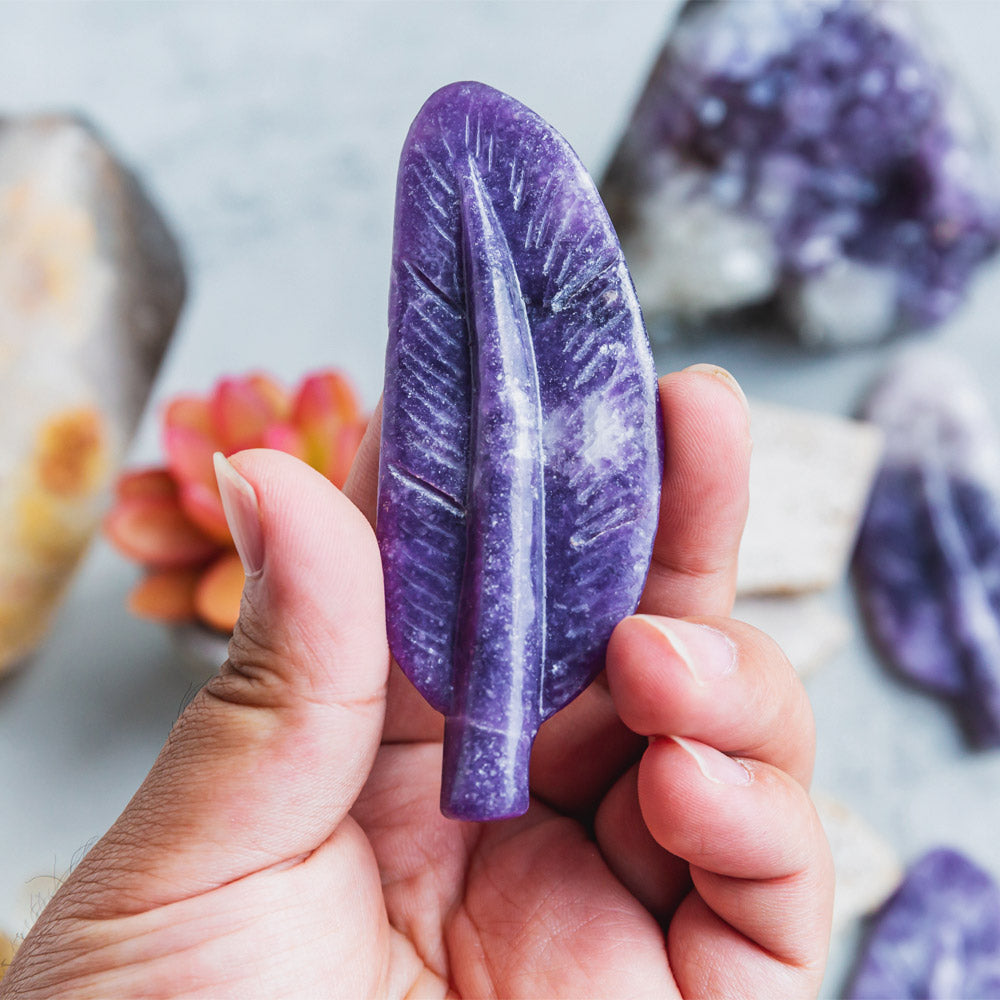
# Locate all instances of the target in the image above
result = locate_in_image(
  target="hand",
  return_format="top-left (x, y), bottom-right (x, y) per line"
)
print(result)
top-left (2, 366), bottom-right (833, 999)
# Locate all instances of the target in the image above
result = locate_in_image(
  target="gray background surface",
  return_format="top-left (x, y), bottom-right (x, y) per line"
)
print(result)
top-left (1, 2), bottom-right (1000, 996)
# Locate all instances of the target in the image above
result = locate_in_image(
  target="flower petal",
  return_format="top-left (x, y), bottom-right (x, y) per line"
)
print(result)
top-left (128, 568), bottom-right (201, 622)
top-left (248, 373), bottom-right (292, 421)
top-left (104, 495), bottom-right (220, 568)
top-left (164, 424), bottom-right (218, 492)
top-left (115, 467), bottom-right (178, 502)
top-left (325, 420), bottom-right (367, 488)
top-left (292, 372), bottom-right (363, 477)
top-left (210, 375), bottom-right (289, 452)
top-left (261, 422), bottom-right (309, 461)
top-left (195, 551), bottom-right (245, 633)
top-left (178, 480), bottom-right (233, 545)
top-left (293, 371), bottom-right (361, 427)
top-left (164, 396), bottom-right (214, 436)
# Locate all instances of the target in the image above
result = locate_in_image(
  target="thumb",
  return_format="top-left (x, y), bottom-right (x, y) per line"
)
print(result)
top-left (68, 448), bottom-right (390, 916)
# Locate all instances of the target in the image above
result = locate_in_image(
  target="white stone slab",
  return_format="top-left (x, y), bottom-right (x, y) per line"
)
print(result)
top-left (738, 400), bottom-right (883, 595)
top-left (733, 593), bottom-right (851, 677)
top-left (813, 791), bottom-right (903, 932)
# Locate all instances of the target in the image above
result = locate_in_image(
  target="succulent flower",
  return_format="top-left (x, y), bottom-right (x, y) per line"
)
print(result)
top-left (104, 370), bottom-right (367, 633)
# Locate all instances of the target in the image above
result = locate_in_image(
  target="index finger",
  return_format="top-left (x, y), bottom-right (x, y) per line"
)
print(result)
top-left (640, 364), bottom-right (752, 619)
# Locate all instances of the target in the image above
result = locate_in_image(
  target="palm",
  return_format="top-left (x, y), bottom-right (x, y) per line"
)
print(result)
top-left (354, 681), bottom-right (672, 998)
top-left (2, 370), bottom-right (831, 1000)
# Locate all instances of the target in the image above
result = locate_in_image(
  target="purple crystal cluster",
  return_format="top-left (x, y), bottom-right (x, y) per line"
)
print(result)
top-left (848, 848), bottom-right (1000, 999)
top-left (602, 0), bottom-right (1000, 346)
top-left (855, 351), bottom-right (1000, 747)
top-left (377, 83), bottom-right (662, 821)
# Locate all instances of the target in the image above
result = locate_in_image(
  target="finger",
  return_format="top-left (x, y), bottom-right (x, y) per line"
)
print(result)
top-left (528, 367), bottom-right (752, 813)
top-left (529, 681), bottom-right (645, 817)
top-left (344, 395), bottom-right (382, 528)
top-left (61, 449), bottom-right (390, 918)
top-left (641, 365), bottom-right (751, 618)
top-left (607, 614), bottom-right (815, 787)
top-left (593, 764), bottom-right (691, 920)
top-left (639, 738), bottom-right (833, 996)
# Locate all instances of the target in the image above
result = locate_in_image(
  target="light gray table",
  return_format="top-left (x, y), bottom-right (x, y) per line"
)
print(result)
top-left (2, 3), bottom-right (999, 996)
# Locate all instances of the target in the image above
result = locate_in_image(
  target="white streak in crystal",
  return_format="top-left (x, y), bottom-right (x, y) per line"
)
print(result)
top-left (418, 149), bottom-right (456, 197)
top-left (416, 176), bottom-right (449, 219)
top-left (438, 125), bottom-right (454, 160)
top-left (388, 463), bottom-right (464, 517)
top-left (543, 202), bottom-right (576, 276)
top-left (550, 256), bottom-right (617, 313)
top-left (556, 220), bottom-right (597, 287)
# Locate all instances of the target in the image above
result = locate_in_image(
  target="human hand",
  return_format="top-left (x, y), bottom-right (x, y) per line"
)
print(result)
top-left (1, 365), bottom-right (833, 999)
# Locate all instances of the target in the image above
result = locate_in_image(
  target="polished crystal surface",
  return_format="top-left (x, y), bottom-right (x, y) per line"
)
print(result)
top-left (602, 0), bottom-right (1000, 346)
top-left (855, 351), bottom-right (1000, 747)
top-left (377, 82), bottom-right (662, 820)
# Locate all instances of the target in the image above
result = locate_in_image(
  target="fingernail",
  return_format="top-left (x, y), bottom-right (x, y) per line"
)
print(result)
top-left (214, 453), bottom-right (264, 578)
top-left (684, 363), bottom-right (750, 416)
top-left (670, 735), bottom-right (753, 786)
top-left (634, 616), bottom-right (737, 683)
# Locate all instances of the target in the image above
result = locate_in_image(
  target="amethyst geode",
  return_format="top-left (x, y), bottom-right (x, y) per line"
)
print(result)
top-left (855, 352), bottom-right (1000, 747)
top-left (377, 82), bottom-right (662, 821)
top-left (602, 0), bottom-right (1000, 347)
top-left (848, 848), bottom-right (1000, 999)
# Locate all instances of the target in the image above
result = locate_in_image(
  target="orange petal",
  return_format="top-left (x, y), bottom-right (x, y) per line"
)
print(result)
top-left (292, 371), bottom-right (362, 475)
top-left (195, 551), bottom-right (245, 633)
top-left (128, 568), bottom-right (201, 623)
top-left (164, 425), bottom-right (218, 492)
top-left (210, 375), bottom-right (288, 453)
top-left (164, 396), bottom-right (214, 436)
top-left (293, 371), bottom-right (361, 428)
top-left (324, 420), bottom-right (368, 488)
top-left (178, 480), bottom-right (232, 545)
top-left (104, 496), bottom-right (221, 568)
top-left (247, 373), bottom-right (291, 422)
top-left (115, 467), bottom-right (178, 501)
top-left (261, 422), bottom-right (308, 461)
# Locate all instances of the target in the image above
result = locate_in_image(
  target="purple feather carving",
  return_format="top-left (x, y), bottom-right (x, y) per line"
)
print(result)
top-left (377, 82), bottom-right (662, 820)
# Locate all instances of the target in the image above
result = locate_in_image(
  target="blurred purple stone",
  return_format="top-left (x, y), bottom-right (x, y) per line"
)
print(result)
top-left (855, 351), bottom-right (1000, 747)
top-left (848, 848), bottom-right (1000, 999)
top-left (603, 0), bottom-right (1000, 346)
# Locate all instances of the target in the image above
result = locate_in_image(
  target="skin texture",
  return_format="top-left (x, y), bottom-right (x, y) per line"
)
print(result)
top-left (1, 366), bottom-right (834, 999)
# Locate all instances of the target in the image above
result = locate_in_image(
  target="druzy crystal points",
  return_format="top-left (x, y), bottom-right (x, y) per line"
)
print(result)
top-left (377, 82), bottom-right (662, 821)
top-left (855, 352), bottom-right (1000, 747)
top-left (848, 848), bottom-right (1000, 999)
top-left (602, 0), bottom-right (1000, 347)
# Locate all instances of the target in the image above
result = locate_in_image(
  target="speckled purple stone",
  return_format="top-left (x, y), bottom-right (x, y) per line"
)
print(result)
top-left (855, 352), bottom-right (1000, 747)
top-left (848, 848), bottom-right (1000, 999)
top-left (377, 82), bottom-right (662, 821)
